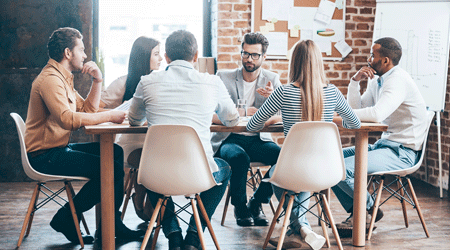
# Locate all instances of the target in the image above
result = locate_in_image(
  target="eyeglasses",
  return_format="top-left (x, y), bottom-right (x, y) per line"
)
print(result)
top-left (241, 51), bottom-right (262, 60)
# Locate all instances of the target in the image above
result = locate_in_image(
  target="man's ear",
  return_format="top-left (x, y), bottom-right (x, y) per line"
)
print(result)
top-left (64, 47), bottom-right (72, 60)
top-left (383, 57), bottom-right (390, 65)
top-left (192, 51), bottom-right (198, 63)
top-left (165, 53), bottom-right (171, 64)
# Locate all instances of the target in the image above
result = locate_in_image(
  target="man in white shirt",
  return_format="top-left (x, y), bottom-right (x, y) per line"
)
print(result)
top-left (128, 30), bottom-right (239, 250)
top-left (211, 32), bottom-right (282, 227)
top-left (332, 37), bottom-right (428, 232)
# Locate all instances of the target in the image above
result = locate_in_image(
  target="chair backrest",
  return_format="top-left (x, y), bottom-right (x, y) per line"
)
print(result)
top-left (137, 124), bottom-right (218, 196)
top-left (268, 121), bottom-right (346, 193)
top-left (10, 113), bottom-right (87, 182)
top-left (370, 110), bottom-right (435, 176)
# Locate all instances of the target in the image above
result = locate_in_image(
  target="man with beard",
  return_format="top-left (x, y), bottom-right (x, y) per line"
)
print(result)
top-left (331, 37), bottom-right (428, 234)
top-left (25, 27), bottom-right (144, 245)
top-left (211, 32), bottom-right (282, 227)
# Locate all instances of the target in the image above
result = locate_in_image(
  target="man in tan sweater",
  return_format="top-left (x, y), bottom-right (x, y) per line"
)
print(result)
top-left (25, 27), bottom-right (144, 244)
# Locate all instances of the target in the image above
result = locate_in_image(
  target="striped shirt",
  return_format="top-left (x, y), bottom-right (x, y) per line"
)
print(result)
top-left (247, 83), bottom-right (361, 136)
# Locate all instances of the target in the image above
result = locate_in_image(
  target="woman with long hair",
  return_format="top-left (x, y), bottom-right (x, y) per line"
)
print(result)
top-left (100, 36), bottom-right (162, 222)
top-left (247, 40), bottom-right (361, 250)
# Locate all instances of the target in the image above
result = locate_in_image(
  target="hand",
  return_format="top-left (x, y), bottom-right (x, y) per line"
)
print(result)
top-left (246, 106), bottom-right (258, 116)
top-left (256, 81), bottom-right (274, 98)
top-left (352, 66), bottom-right (376, 81)
top-left (109, 110), bottom-right (126, 124)
top-left (82, 61), bottom-right (103, 82)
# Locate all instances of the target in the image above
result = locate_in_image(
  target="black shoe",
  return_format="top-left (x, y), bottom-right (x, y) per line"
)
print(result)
top-left (184, 231), bottom-right (200, 250)
top-left (234, 205), bottom-right (254, 226)
top-left (115, 212), bottom-right (146, 240)
top-left (247, 197), bottom-right (269, 226)
top-left (168, 231), bottom-right (183, 250)
top-left (50, 207), bottom-right (94, 244)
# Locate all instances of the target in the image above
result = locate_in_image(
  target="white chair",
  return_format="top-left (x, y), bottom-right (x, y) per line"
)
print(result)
top-left (220, 161), bottom-right (276, 226)
top-left (262, 122), bottom-right (344, 250)
top-left (10, 113), bottom-right (90, 248)
top-left (138, 125), bottom-right (221, 250)
top-left (366, 110), bottom-right (434, 240)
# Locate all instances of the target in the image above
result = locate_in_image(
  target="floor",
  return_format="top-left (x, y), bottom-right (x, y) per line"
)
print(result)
top-left (0, 177), bottom-right (449, 250)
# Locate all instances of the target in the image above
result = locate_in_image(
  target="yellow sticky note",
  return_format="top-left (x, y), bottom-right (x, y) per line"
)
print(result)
top-left (271, 18), bottom-right (278, 23)
top-left (290, 28), bottom-right (299, 37)
top-left (260, 25), bottom-right (270, 34)
top-left (266, 22), bottom-right (275, 31)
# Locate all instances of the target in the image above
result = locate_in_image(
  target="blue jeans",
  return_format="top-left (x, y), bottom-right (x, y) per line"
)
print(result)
top-left (146, 158), bottom-right (231, 236)
top-left (270, 166), bottom-right (312, 232)
top-left (28, 142), bottom-right (125, 213)
top-left (216, 134), bottom-right (280, 207)
top-left (331, 139), bottom-right (418, 213)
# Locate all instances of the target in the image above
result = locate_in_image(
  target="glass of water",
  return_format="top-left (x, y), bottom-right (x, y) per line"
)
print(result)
top-left (237, 99), bottom-right (247, 117)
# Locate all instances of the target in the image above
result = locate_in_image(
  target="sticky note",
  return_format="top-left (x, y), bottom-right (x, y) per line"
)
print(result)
top-left (266, 22), bottom-right (275, 31)
top-left (260, 25), bottom-right (270, 34)
top-left (271, 18), bottom-right (278, 23)
top-left (290, 28), bottom-right (299, 37)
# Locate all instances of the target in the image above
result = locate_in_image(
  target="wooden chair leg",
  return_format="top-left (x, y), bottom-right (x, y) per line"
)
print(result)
top-left (67, 181), bottom-right (90, 235)
top-left (263, 191), bottom-right (287, 249)
top-left (152, 198), bottom-right (167, 250)
top-left (398, 177), bottom-right (409, 228)
top-left (276, 195), bottom-right (295, 250)
top-left (122, 169), bottom-right (137, 220)
top-left (191, 198), bottom-right (207, 250)
top-left (196, 194), bottom-right (220, 250)
top-left (25, 184), bottom-right (41, 237)
top-left (65, 181), bottom-right (84, 248)
top-left (406, 178), bottom-right (430, 238)
top-left (367, 177), bottom-right (384, 240)
top-left (17, 183), bottom-right (40, 247)
top-left (220, 185), bottom-right (231, 226)
top-left (321, 193), bottom-right (343, 250)
top-left (140, 198), bottom-right (163, 250)
top-left (315, 194), bottom-right (330, 248)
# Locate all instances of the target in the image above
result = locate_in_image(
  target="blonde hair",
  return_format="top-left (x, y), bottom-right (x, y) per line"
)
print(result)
top-left (288, 40), bottom-right (327, 121)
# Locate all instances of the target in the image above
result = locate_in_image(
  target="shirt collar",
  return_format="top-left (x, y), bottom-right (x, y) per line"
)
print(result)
top-left (377, 66), bottom-right (397, 87)
top-left (165, 60), bottom-right (196, 71)
top-left (47, 58), bottom-right (74, 86)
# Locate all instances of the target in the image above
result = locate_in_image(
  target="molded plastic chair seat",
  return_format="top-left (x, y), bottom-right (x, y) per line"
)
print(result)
top-left (10, 113), bottom-right (90, 248)
top-left (262, 122), bottom-right (344, 250)
top-left (366, 110), bottom-right (434, 240)
top-left (137, 125), bottom-right (221, 250)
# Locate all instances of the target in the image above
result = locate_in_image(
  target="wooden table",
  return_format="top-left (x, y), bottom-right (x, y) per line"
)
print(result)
top-left (84, 121), bottom-right (387, 249)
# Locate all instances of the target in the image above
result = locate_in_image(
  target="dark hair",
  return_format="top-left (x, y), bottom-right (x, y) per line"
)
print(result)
top-left (374, 37), bottom-right (402, 66)
top-left (165, 30), bottom-right (198, 61)
top-left (47, 27), bottom-right (83, 62)
top-left (241, 32), bottom-right (269, 54)
top-left (123, 36), bottom-right (160, 102)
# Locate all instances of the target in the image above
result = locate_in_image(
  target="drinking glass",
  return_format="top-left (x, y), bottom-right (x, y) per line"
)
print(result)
top-left (237, 99), bottom-right (247, 117)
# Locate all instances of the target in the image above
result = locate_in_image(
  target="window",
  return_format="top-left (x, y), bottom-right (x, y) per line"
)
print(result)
top-left (99, 0), bottom-right (204, 87)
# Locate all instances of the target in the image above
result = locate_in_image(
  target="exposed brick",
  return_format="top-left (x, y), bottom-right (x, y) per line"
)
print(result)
top-left (360, 7), bottom-right (373, 14)
top-left (218, 20), bottom-right (232, 28)
top-left (346, 23), bottom-right (356, 30)
top-left (354, 39), bottom-right (367, 46)
top-left (272, 62), bottom-right (289, 70)
top-left (218, 28), bottom-right (240, 37)
top-left (355, 56), bottom-right (368, 63)
top-left (217, 46), bottom-right (240, 53)
top-left (218, 54), bottom-right (231, 61)
top-left (353, 16), bottom-right (375, 23)
top-left (218, 3), bottom-right (232, 11)
top-left (217, 62), bottom-right (239, 70)
top-left (219, 12), bottom-right (240, 20)
top-left (234, 4), bottom-right (250, 11)
top-left (232, 54), bottom-right (241, 61)
top-left (352, 31), bottom-right (373, 38)
top-left (357, 23), bottom-right (369, 30)
top-left (354, 0), bottom-right (376, 7)
top-left (327, 72), bottom-right (340, 78)
top-left (334, 64), bottom-right (352, 70)
top-left (346, 7), bottom-right (358, 14)
top-left (218, 37), bottom-right (232, 45)
top-left (233, 20), bottom-right (250, 28)
top-left (330, 80), bottom-right (349, 86)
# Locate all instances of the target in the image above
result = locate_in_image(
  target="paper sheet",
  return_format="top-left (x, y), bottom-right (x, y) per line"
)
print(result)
top-left (114, 99), bottom-right (131, 111)
top-left (315, 40), bottom-right (332, 53)
top-left (301, 29), bottom-right (314, 40)
top-left (314, 0), bottom-right (336, 25)
top-left (335, 0), bottom-right (344, 10)
top-left (334, 40), bottom-right (352, 58)
top-left (262, 0), bottom-right (293, 21)
top-left (288, 7), bottom-right (317, 30)
top-left (265, 32), bottom-right (288, 55)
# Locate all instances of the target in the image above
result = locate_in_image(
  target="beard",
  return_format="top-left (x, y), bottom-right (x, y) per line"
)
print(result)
top-left (368, 61), bottom-right (382, 76)
top-left (243, 62), bottom-right (261, 73)
top-left (69, 58), bottom-right (84, 72)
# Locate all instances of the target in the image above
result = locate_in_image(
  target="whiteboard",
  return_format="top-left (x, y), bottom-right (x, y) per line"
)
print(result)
top-left (374, 0), bottom-right (450, 111)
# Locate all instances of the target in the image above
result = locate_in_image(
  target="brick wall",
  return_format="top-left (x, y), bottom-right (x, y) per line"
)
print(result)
top-left (215, 0), bottom-right (450, 190)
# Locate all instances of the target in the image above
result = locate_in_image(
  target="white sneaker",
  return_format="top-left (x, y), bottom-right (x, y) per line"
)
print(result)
top-left (268, 231), bottom-right (302, 249)
top-left (300, 227), bottom-right (326, 250)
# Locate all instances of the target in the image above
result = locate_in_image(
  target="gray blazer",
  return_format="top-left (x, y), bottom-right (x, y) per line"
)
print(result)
top-left (211, 67), bottom-right (282, 153)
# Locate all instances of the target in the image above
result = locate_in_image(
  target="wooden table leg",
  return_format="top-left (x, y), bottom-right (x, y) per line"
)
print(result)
top-left (353, 131), bottom-right (368, 247)
top-left (100, 134), bottom-right (115, 250)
